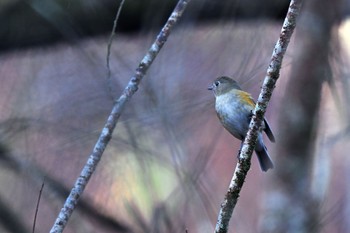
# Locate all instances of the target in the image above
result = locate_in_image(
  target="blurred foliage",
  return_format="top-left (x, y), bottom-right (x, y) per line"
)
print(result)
top-left (0, 0), bottom-right (291, 51)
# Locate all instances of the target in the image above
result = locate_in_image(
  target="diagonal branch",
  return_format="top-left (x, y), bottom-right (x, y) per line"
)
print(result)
top-left (214, 1), bottom-right (303, 232)
top-left (49, 1), bottom-right (191, 232)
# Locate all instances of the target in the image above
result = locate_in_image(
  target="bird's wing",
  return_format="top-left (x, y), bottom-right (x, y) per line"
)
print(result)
top-left (263, 118), bottom-right (275, 142)
top-left (239, 91), bottom-right (275, 143)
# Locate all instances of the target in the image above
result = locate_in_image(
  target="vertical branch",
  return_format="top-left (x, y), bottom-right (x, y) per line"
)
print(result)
top-left (32, 181), bottom-right (45, 233)
top-left (49, 1), bottom-right (191, 232)
top-left (214, 1), bottom-right (303, 232)
top-left (106, 0), bottom-right (126, 97)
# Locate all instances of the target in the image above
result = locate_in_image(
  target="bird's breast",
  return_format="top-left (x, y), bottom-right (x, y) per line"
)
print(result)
top-left (215, 93), bottom-right (252, 139)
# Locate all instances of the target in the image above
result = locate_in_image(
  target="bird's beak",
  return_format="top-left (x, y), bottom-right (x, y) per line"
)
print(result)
top-left (208, 84), bottom-right (213, 90)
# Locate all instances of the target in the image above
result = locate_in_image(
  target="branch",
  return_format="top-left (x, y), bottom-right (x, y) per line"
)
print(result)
top-left (214, 1), bottom-right (303, 232)
top-left (106, 0), bottom-right (126, 97)
top-left (49, 1), bottom-right (191, 232)
top-left (32, 180), bottom-right (45, 233)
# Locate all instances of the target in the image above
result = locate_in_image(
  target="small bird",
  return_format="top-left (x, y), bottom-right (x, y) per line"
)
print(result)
top-left (208, 76), bottom-right (275, 172)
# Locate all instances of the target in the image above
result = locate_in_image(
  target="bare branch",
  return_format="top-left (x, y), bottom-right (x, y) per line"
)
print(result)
top-left (32, 180), bottom-right (45, 233)
top-left (106, 0), bottom-right (126, 98)
top-left (214, 1), bottom-right (303, 232)
top-left (49, 1), bottom-right (191, 232)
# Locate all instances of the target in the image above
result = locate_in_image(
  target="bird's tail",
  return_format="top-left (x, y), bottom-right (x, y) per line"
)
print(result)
top-left (255, 139), bottom-right (274, 172)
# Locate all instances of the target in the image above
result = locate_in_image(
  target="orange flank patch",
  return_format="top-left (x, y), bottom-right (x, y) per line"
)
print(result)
top-left (237, 91), bottom-right (256, 108)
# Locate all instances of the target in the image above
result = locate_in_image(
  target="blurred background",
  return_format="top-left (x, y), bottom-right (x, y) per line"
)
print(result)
top-left (1, 0), bottom-right (350, 232)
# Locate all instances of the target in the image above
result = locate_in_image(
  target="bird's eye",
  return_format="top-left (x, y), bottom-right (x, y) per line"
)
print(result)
top-left (214, 81), bottom-right (220, 86)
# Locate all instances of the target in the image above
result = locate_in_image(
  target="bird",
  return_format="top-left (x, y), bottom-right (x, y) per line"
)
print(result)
top-left (208, 76), bottom-right (275, 172)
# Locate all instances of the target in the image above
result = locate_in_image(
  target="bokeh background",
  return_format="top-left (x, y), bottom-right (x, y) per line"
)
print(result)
top-left (1, 0), bottom-right (350, 232)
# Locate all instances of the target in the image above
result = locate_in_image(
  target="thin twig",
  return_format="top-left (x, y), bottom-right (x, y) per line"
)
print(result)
top-left (49, 1), bottom-right (191, 233)
top-left (106, 0), bottom-right (126, 98)
top-left (32, 180), bottom-right (45, 233)
top-left (214, 1), bottom-right (303, 232)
